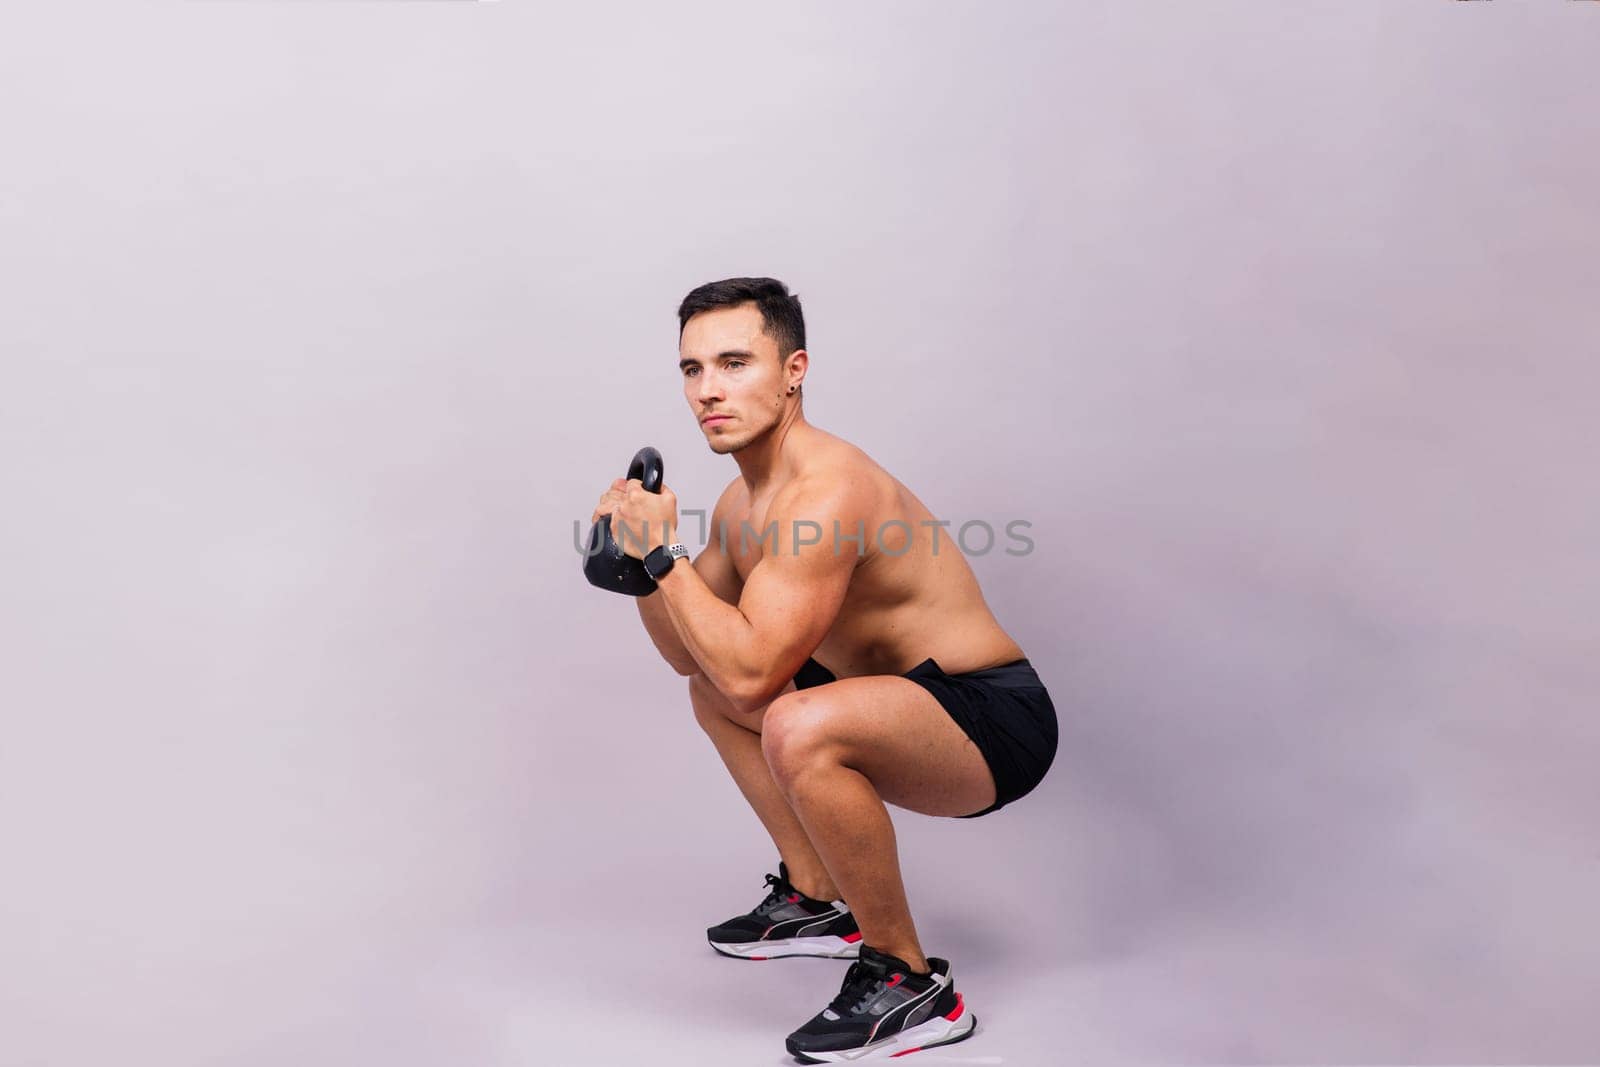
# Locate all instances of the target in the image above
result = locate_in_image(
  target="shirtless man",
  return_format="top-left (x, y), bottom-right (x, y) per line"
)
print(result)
top-left (590, 277), bottom-right (1058, 1063)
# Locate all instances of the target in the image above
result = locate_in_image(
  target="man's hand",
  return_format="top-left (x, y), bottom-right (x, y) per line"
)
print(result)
top-left (602, 477), bottom-right (679, 560)
top-left (590, 478), bottom-right (628, 526)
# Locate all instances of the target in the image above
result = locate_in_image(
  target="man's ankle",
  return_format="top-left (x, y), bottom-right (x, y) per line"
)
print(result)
top-left (788, 871), bottom-right (841, 902)
top-left (869, 944), bottom-right (930, 976)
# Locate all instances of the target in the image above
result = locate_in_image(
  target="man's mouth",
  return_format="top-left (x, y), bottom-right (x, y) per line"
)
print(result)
top-left (701, 415), bottom-right (733, 426)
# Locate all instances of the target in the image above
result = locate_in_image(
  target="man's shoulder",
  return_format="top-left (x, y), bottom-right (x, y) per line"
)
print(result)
top-left (773, 455), bottom-right (885, 526)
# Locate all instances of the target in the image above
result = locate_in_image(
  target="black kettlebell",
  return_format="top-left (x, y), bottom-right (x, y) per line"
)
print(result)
top-left (582, 446), bottom-right (666, 596)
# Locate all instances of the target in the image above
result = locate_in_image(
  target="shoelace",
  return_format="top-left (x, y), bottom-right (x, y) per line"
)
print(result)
top-left (827, 957), bottom-right (891, 1016)
top-left (753, 871), bottom-right (795, 917)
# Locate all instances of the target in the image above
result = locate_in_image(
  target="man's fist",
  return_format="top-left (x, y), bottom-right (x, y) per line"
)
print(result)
top-left (602, 478), bottom-right (679, 560)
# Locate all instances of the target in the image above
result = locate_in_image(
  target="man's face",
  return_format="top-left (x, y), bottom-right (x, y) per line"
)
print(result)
top-left (679, 303), bottom-right (790, 455)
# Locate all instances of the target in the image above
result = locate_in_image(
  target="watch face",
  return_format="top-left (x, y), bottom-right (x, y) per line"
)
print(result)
top-left (645, 547), bottom-right (675, 579)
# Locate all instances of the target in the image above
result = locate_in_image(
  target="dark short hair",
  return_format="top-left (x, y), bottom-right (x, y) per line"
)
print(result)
top-left (677, 277), bottom-right (806, 359)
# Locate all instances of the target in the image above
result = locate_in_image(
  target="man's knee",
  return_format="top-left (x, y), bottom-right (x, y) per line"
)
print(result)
top-left (761, 691), bottom-right (837, 787)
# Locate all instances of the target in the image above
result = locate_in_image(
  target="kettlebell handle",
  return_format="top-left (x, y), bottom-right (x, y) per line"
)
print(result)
top-left (628, 447), bottom-right (664, 494)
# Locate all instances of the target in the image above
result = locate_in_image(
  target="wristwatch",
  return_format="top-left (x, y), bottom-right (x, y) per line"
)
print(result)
top-left (642, 541), bottom-right (690, 583)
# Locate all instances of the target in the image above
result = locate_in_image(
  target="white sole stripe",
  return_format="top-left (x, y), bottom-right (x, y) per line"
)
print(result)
top-left (709, 934), bottom-right (861, 960)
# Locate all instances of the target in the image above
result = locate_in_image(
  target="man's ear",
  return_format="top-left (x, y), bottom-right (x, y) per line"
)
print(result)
top-left (785, 348), bottom-right (809, 392)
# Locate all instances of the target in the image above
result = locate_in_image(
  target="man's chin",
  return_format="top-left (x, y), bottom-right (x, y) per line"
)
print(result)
top-left (707, 437), bottom-right (743, 455)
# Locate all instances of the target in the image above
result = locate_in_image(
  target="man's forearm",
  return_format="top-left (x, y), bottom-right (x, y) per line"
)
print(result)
top-left (636, 587), bottom-right (699, 675)
top-left (654, 558), bottom-right (767, 708)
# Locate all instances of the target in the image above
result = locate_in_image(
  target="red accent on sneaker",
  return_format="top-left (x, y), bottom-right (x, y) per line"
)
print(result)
top-left (885, 973), bottom-right (905, 989)
top-left (747, 955), bottom-right (769, 961)
top-left (787, 894), bottom-right (801, 903)
top-left (843, 932), bottom-right (863, 943)
top-left (889, 1047), bottom-right (925, 1058)
top-left (944, 992), bottom-right (965, 1021)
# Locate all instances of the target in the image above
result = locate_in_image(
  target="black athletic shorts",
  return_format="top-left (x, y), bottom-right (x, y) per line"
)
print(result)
top-left (791, 656), bottom-right (1058, 818)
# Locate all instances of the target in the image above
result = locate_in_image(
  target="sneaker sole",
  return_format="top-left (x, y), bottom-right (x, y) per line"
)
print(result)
top-left (789, 995), bottom-right (977, 1062)
top-left (708, 934), bottom-right (863, 961)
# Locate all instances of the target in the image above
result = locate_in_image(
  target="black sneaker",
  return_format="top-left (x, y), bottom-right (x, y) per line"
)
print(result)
top-left (707, 862), bottom-right (862, 961)
top-left (784, 945), bottom-right (977, 1063)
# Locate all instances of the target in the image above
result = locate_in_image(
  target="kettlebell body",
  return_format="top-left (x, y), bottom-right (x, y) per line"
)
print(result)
top-left (582, 447), bottom-right (665, 597)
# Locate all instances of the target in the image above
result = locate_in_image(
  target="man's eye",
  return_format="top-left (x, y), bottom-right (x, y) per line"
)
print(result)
top-left (684, 367), bottom-right (699, 377)
top-left (727, 360), bottom-right (745, 370)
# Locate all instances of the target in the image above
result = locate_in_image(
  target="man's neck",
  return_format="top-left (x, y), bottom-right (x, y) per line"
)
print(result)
top-left (733, 407), bottom-right (809, 495)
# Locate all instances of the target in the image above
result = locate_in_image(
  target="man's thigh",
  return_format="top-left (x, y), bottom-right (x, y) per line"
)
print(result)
top-left (763, 675), bottom-right (996, 819)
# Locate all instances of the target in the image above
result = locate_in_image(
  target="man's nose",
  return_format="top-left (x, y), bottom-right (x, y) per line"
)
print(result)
top-left (696, 372), bottom-right (724, 401)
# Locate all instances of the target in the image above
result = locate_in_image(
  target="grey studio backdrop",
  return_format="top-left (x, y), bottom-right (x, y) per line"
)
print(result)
top-left (2, 2), bottom-right (1596, 1066)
